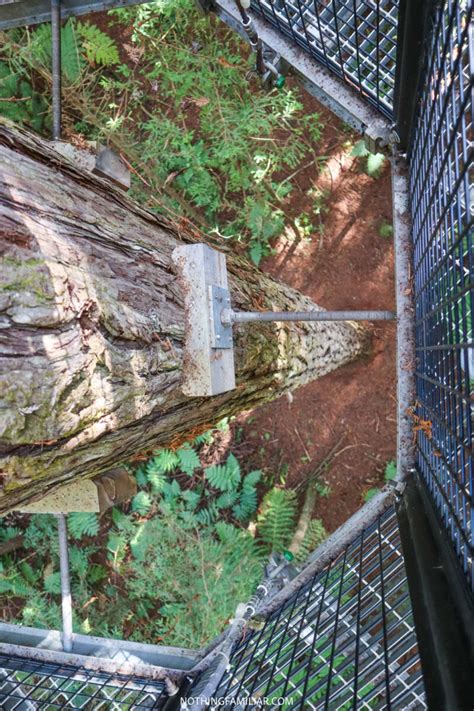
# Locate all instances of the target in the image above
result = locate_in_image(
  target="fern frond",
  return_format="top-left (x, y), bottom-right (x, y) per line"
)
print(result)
top-left (195, 503), bottom-right (219, 526)
top-left (68, 512), bottom-right (99, 540)
top-left (150, 449), bottom-right (179, 473)
top-left (205, 453), bottom-right (241, 491)
top-left (31, 20), bottom-right (83, 81)
top-left (216, 490), bottom-right (239, 509)
top-left (244, 470), bottom-right (262, 486)
top-left (131, 491), bottom-right (152, 515)
top-left (44, 572), bottom-right (61, 595)
top-left (257, 488), bottom-right (297, 551)
top-left (69, 546), bottom-right (89, 578)
top-left (177, 444), bottom-right (201, 476)
top-left (0, 577), bottom-right (32, 598)
top-left (77, 22), bottom-right (120, 66)
top-left (233, 483), bottom-right (257, 521)
top-left (294, 519), bottom-right (327, 564)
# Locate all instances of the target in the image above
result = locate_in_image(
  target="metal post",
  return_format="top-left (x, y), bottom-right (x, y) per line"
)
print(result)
top-left (393, 0), bottom-right (435, 150)
top-left (51, 0), bottom-right (61, 140)
top-left (56, 513), bottom-right (73, 652)
top-left (223, 309), bottom-right (395, 324)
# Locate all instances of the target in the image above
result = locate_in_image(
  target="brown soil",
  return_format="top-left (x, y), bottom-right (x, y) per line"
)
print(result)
top-left (230, 88), bottom-right (396, 533)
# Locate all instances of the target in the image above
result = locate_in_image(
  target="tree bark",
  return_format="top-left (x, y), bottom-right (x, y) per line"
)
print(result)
top-left (0, 120), bottom-right (367, 513)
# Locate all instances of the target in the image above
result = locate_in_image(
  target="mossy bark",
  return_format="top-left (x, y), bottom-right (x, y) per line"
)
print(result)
top-left (0, 120), bottom-right (367, 513)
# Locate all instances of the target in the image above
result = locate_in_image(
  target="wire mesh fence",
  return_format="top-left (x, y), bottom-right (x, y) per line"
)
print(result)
top-left (207, 505), bottom-right (426, 710)
top-left (408, 0), bottom-right (473, 591)
top-left (0, 655), bottom-right (168, 710)
top-left (250, 0), bottom-right (399, 117)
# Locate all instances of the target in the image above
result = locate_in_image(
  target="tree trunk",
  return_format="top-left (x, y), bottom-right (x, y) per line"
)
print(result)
top-left (0, 120), bottom-right (367, 513)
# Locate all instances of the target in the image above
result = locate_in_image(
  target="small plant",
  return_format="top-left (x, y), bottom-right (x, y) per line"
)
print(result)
top-left (351, 140), bottom-right (386, 178)
top-left (257, 488), bottom-right (297, 551)
top-left (364, 460), bottom-right (397, 501)
top-left (379, 220), bottom-right (393, 239)
top-left (67, 512), bottom-right (99, 540)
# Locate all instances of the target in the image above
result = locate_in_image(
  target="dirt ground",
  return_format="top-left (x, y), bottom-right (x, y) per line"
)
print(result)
top-left (229, 88), bottom-right (396, 533)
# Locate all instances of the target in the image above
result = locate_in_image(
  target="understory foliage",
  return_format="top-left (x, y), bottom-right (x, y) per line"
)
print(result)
top-left (0, 422), bottom-right (326, 647)
top-left (0, 0), bottom-right (332, 264)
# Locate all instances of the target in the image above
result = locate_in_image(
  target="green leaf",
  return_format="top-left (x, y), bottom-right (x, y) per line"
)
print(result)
top-left (257, 488), bottom-right (297, 551)
top-left (132, 491), bottom-right (152, 515)
top-left (68, 512), bottom-right (99, 540)
top-left (77, 22), bottom-right (120, 66)
top-left (366, 152), bottom-right (385, 177)
top-left (44, 572), bottom-right (61, 595)
top-left (384, 460), bottom-right (397, 481)
top-left (177, 444), bottom-right (201, 475)
top-left (351, 139), bottom-right (369, 157)
top-left (181, 489), bottom-right (201, 509)
top-left (150, 449), bottom-right (179, 473)
top-left (205, 454), bottom-right (241, 491)
top-left (244, 470), bottom-right (262, 486)
top-left (216, 490), bottom-right (239, 509)
top-left (364, 487), bottom-right (380, 502)
top-left (249, 241), bottom-right (263, 266)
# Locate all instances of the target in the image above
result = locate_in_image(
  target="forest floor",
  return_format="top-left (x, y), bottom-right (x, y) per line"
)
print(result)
top-left (90, 11), bottom-right (397, 533)
top-left (0, 3), bottom-right (397, 643)
top-left (236, 87), bottom-right (396, 532)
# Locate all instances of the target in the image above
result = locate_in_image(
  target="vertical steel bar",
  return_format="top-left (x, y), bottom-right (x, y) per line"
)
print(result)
top-left (56, 513), bottom-right (73, 653)
top-left (51, 0), bottom-right (61, 140)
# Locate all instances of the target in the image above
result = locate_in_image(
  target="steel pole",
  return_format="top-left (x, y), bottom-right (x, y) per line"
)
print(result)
top-left (56, 513), bottom-right (73, 652)
top-left (225, 309), bottom-right (395, 324)
top-left (51, 0), bottom-right (61, 140)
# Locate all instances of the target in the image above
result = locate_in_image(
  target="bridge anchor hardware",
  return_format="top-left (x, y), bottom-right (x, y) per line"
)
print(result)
top-left (173, 243), bottom-right (395, 397)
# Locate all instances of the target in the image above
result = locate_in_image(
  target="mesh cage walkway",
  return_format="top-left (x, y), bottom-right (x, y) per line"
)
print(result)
top-left (0, 655), bottom-right (168, 710)
top-left (250, 0), bottom-right (399, 117)
top-left (408, 0), bottom-right (473, 591)
top-left (204, 506), bottom-right (426, 710)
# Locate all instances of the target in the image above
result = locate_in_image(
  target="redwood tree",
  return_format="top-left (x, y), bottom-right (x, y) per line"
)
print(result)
top-left (0, 121), bottom-right (367, 513)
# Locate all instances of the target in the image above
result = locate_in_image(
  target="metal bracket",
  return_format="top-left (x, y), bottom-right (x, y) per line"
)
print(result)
top-left (209, 285), bottom-right (233, 349)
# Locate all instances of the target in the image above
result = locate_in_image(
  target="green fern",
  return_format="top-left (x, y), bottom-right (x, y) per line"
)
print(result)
top-left (216, 490), bottom-right (239, 509)
top-left (195, 503), bottom-right (219, 525)
top-left (233, 483), bottom-right (257, 522)
top-left (77, 22), bottom-right (120, 66)
top-left (257, 488), bottom-right (297, 551)
top-left (294, 519), bottom-right (327, 564)
top-left (0, 577), bottom-right (32, 598)
top-left (151, 449), bottom-right (179, 473)
top-left (177, 444), bottom-right (201, 476)
top-left (69, 546), bottom-right (89, 578)
top-left (205, 453), bottom-right (241, 491)
top-left (31, 20), bottom-right (83, 82)
top-left (132, 491), bottom-right (152, 515)
top-left (68, 512), bottom-right (99, 540)
top-left (44, 572), bottom-right (61, 595)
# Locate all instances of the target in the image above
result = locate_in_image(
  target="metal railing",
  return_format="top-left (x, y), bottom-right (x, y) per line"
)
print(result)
top-left (209, 506), bottom-right (426, 710)
top-left (408, 0), bottom-right (473, 591)
top-left (0, 655), bottom-right (168, 709)
top-left (249, 0), bottom-right (399, 117)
